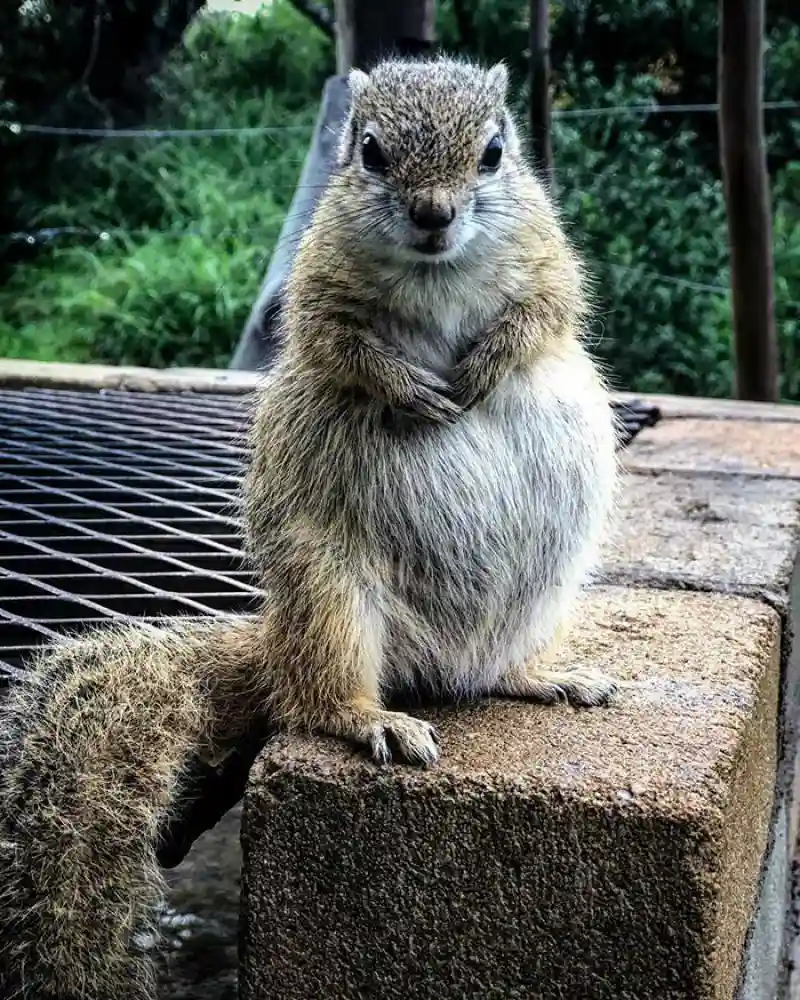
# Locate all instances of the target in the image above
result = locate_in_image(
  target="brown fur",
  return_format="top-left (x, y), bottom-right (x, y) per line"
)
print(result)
top-left (0, 55), bottom-right (618, 998)
top-left (0, 617), bottom-right (273, 998)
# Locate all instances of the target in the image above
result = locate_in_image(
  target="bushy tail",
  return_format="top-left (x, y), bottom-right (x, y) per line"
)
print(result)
top-left (0, 615), bottom-right (272, 1000)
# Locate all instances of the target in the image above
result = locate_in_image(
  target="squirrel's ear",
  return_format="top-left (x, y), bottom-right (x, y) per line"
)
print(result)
top-left (348, 68), bottom-right (370, 103)
top-left (486, 62), bottom-right (509, 104)
top-left (338, 71), bottom-right (369, 167)
top-left (337, 113), bottom-right (358, 167)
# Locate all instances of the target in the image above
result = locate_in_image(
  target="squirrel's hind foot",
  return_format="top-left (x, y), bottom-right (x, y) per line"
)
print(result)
top-left (495, 665), bottom-right (619, 708)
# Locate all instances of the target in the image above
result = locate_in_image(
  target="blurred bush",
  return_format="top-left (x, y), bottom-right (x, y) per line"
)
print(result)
top-left (0, 1), bottom-right (327, 367)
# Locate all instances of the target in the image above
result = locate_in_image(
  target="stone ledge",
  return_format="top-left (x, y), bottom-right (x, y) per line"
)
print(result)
top-left (0, 359), bottom-right (261, 394)
top-left (599, 464), bottom-right (800, 1000)
top-left (601, 471), bottom-right (800, 606)
top-left (240, 587), bottom-right (781, 1000)
top-left (2, 364), bottom-right (797, 994)
top-left (625, 419), bottom-right (800, 479)
top-left (3, 360), bottom-right (797, 433)
top-left (615, 391), bottom-right (800, 424)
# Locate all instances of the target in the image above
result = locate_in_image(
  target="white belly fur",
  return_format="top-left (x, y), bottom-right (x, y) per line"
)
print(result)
top-left (368, 347), bottom-right (617, 698)
top-left (254, 344), bottom-right (617, 702)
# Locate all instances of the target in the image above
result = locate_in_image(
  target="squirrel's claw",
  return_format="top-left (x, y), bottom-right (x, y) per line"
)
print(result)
top-left (449, 375), bottom-right (483, 410)
top-left (496, 666), bottom-right (620, 708)
top-left (366, 712), bottom-right (440, 767)
top-left (450, 351), bottom-right (496, 411)
top-left (408, 386), bottom-right (463, 425)
top-left (407, 367), bottom-right (464, 425)
top-left (369, 723), bottom-right (393, 765)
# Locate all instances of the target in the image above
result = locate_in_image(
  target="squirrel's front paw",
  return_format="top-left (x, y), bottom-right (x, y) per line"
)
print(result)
top-left (496, 666), bottom-right (619, 707)
top-left (367, 710), bottom-right (440, 767)
top-left (450, 346), bottom-right (503, 410)
top-left (402, 367), bottom-right (463, 425)
top-left (546, 668), bottom-right (619, 707)
top-left (406, 386), bottom-right (462, 425)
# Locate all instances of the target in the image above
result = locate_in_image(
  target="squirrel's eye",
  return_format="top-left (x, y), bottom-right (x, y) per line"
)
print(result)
top-left (480, 134), bottom-right (503, 173)
top-left (362, 134), bottom-right (388, 172)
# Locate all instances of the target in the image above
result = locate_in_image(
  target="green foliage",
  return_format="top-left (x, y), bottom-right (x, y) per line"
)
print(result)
top-left (435, 0), bottom-right (800, 398)
top-left (0, 2), bottom-right (320, 369)
top-left (0, 232), bottom-right (273, 369)
top-left (552, 68), bottom-right (733, 397)
top-left (0, 0), bottom-right (209, 238)
top-left (172, 4), bottom-right (334, 109)
top-left (436, 0), bottom-right (529, 87)
top-left (759, 163), bottom-right (800, 400)
top-left (552, 64), bottom-right (800, 399)
top-left (437, 0), bottom-right (800, 174)
top-left (0, 0), bottom-right (798, 400)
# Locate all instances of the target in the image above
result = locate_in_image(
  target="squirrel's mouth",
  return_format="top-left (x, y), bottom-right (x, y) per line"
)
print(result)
top-left (413, 232), bottom-right (450, 256)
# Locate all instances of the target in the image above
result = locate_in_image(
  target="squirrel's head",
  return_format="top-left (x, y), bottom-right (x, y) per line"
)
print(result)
top-left (335, 56), bottom-right (532, 265)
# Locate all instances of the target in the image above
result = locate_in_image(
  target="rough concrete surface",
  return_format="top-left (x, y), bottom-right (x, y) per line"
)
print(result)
top-left (741, 796), bottom-right (789, 1000)
top-left (616, 423), bottom-right (800, 1000)
top-left (240, 587), bottom-right (781, 1000)
top-left (779, 568), bottom-right (800, 1000)
top-left (625, 419), bottom-right (800, 479)
top-left (600, 471), bottom-right (800, 600)
top-left (613, 392), bottom-right (800, 424)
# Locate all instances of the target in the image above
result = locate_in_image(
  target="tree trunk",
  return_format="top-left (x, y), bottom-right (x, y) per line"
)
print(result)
top-left (229, 0), bottom-right (437, 371)
top-left (528, 0), bottom-right (553, 185)
top-left (335, 0), bottom-right (436, 72)
top-left (718, 0), bottom-right (779, 401)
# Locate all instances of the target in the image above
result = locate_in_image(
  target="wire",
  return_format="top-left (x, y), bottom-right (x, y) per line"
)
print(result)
top-left (606, 263), bottom-right (730, 295)
top-left (4, 225), bottom-right (798, 311)
top-left (1, 100), bottom-right (797, 137)
top-left (554, 99), bottom-right (799, 118)
top-left (0, 123), bottom-right (314, 138)
top-left (606, 263), bottom-right (800, 310)
top-left (2, 225), bottom-right (268, 244)
top-left (0, 229), bottom-right (735, 287)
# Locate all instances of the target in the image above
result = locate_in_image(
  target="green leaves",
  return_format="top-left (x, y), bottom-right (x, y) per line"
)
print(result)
top-left (2, 0), bottom-right (798, 399)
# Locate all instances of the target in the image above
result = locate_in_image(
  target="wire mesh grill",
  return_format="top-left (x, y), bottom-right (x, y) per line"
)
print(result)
top-left (0, 387), bottom-right (262, 682)
top-left (0, 386), bottom-right (656, 684)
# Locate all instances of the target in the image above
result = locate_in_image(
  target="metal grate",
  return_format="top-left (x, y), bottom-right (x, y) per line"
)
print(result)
top-left (0, 387), bottom-right (261, 683)
top-left (0, 387), bottom-right (657, 683)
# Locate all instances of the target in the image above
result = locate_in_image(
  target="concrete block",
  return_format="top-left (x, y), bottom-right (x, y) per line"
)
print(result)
top-left (240, 587), bottom-right (781, 1000)
top-left (601, 470), bottom-right (800, 999)
top-left (601, 471), bottom-right (800, 602)
top-left (741, 794), bottom-right (789, 1000)
top-left (614, 392), bottom-right (800, 424)
top-left (625, 419), bottom-right (800, 479)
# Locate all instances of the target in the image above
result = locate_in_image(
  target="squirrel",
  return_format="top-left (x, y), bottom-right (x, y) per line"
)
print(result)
top-left (0, 55), bottom-right (619, 1000)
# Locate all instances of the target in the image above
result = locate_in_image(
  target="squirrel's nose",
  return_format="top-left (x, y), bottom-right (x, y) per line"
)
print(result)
top-left (409, 200), bottom-right (456, 231)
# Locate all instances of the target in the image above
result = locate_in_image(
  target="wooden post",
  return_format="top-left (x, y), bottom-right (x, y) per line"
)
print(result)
top-left (230, 0), bottom-right (437, 370)
top-left (528, 0), bottom-right (553, 184)
top-left (718, 0), bottom-right (779, 402)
